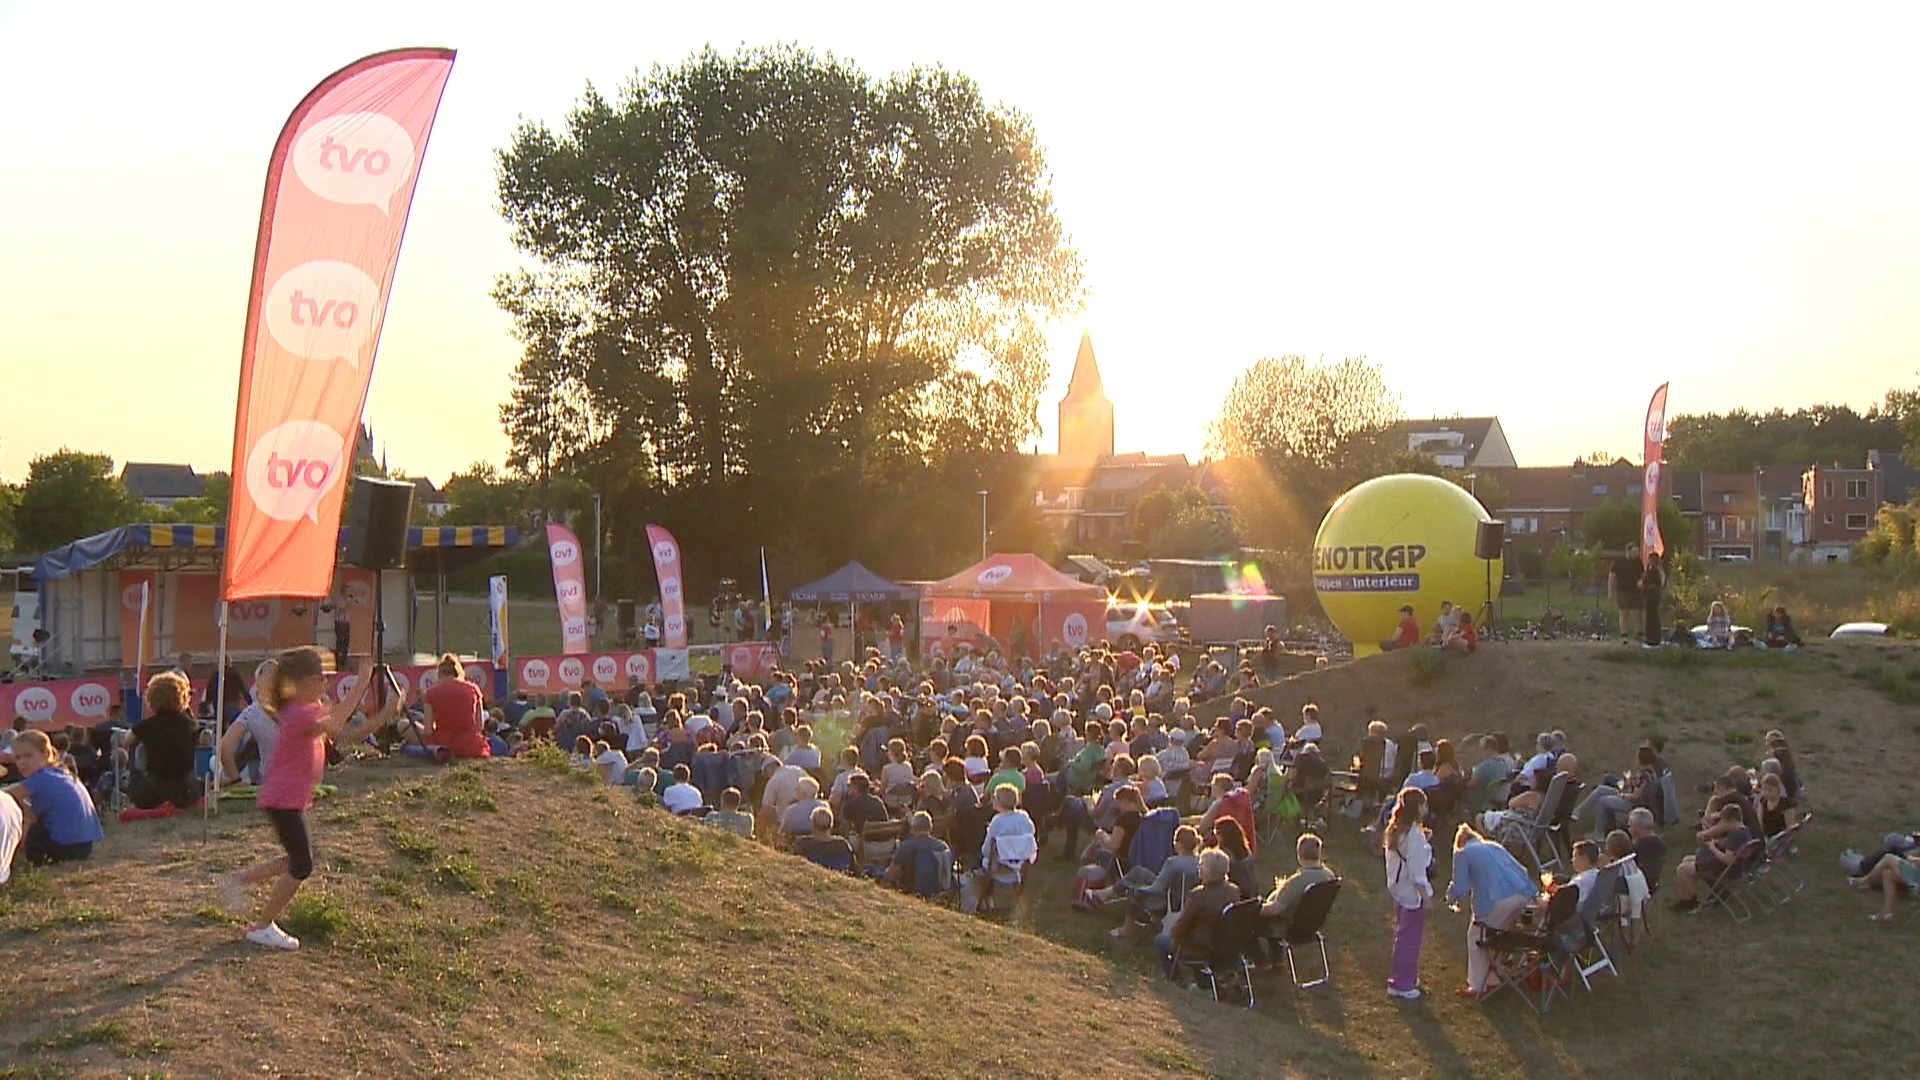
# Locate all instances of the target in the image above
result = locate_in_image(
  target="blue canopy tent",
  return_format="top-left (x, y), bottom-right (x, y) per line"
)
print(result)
top-left (787, 561), bottom-right (917, 604)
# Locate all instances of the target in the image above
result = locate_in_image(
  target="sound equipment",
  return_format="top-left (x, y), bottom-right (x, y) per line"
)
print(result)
top-left (617, 599), bottom-right (637, 633)
top-left (1475, 520), bottom-right (1505, 561)
top-left (343, 477), bottom-right (414, 570)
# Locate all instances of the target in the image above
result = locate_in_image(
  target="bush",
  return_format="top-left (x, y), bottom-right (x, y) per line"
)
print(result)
top-left (282, 889), bottom-right (351, 944)
top-left (1408, 649), bottom-right (1447, 685)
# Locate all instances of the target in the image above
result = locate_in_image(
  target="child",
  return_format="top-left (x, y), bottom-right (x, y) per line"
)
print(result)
top-left (217, 651), bottom-right (393, 950)
top-left (5, 730), bottom-right (103, 867)
top-left (570, 735), bottom-right (595, 770)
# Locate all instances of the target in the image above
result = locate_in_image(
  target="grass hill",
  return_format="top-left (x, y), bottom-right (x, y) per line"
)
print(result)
top-left (5, 638), bottom-right (1920, 1078)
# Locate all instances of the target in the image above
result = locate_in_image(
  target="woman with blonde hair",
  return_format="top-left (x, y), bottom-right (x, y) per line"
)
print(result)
top-left (218, 658), bottom-right (283, 786)
top-left (217, 650), bottom-right (395, 950)
top-left (1384, 787), bottom-right (1433, 1000)
top-left (4, 729), bottom-right (103, 867)
top-left (123, 670), bottom-right (200, 810)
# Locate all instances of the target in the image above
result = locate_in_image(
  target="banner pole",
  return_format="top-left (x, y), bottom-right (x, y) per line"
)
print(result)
top-left (208, 602), bottom-right (229, 836)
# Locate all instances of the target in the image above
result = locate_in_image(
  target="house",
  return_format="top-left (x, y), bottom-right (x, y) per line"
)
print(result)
top-left (1392, 416), bottom-right (1518, 471)
top-left (1754, 466), bottom-right (1808, 562)
top-left (1669, 470), bottom-right (1758, 561)
top-left (410, 477), bottom-right (450, 519)
top-left (1868, 449), bottom-right (1920, 508)
top-left (1481, 459), bottom-right (1664, 560)
top-left (1803, 463), bottom-right (1880, 562)
top-left (119, 463), bottom-right (204, 509)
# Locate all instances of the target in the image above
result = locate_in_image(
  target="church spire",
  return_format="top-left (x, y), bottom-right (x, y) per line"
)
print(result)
top-left (1057, 330), bottom-right (1115, 458)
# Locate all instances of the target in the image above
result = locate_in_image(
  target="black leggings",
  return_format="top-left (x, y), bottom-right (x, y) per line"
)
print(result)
top-left (23, 822), bottom-right (93, 865)
top-left (267, 809), bottom-right (314, 880)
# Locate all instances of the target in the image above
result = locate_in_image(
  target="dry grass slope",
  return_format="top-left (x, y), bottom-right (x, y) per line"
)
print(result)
top-left (5, 638), bottom-right (1920, 1079)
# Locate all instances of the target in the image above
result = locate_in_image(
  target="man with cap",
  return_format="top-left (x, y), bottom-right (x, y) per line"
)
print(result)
top-left (1379, 605), bottom-right (1422, 652)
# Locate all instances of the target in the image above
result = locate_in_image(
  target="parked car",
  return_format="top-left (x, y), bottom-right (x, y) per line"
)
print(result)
top-left (1106, 602), bottom-right (1181, 652)
top-left (1831, 621), bottom-right (1892, 639)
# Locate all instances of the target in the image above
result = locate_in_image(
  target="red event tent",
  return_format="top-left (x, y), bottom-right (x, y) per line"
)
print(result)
top-left (919, 553), bottom-right (1106, 659)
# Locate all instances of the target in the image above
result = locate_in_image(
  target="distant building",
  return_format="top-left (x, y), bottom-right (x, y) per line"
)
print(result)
top-left (1803, 463), bottom-right (1880, 562)
top-left (119, 463), bottom-right (204, 509)
top-left (1392, 417), bottom-right (1518, 471)
top-left (1754, 466), bottom-right (1808, 561)
top-left (1868, 449), bottom-right (1920, 507)
top-left (1056, 331), bottom-right (1115, 460)
top-left (410, 477), bottom-right (450, 518)
top-left (1669, 470), bottom-right (1758, 561)
top-left (1484, 459), bottom-right (1657, 558)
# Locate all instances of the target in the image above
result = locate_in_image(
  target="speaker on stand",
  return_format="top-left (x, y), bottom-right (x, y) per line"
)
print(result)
top-left (1474, 520), bottom-right (1505, 633)
top-left (342, 478), bottom-right (414, 685)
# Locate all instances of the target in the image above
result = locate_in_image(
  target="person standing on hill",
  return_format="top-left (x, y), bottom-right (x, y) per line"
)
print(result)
top-left (1638, 553), bottom-right (1667, 650)
top-left (1610, 543), bottom-right (1643, 644)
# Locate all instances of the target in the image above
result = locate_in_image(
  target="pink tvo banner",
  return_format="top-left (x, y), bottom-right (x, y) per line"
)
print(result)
top-left (513, 644), bottom-right (776, 693)
top-left (2, 662), bottom-right (498, 731)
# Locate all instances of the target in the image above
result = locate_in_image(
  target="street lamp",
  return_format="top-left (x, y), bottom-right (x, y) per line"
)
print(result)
top-left (977, 490), bottom-right (989, 560)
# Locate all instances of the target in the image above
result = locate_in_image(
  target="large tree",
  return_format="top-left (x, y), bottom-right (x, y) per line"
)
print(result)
top-left (1207, 354), bottom-right (1403, 547)
top-left (1664, 399), bottom-right (1905, 472)
top-left (15, 450), bottom-right (144, 552)
top-left (494, 45), bottom-right (1081, 582)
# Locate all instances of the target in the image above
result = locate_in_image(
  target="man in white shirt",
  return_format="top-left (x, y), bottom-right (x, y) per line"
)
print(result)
top-left (1520, 733), bottom-right (1559, 786)
top-left (661, 764), bottom-right (704, 813)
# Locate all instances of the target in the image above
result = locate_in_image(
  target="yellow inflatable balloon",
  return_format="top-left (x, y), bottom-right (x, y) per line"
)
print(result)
top-left (1313, 474), bottom-right (1501, 656)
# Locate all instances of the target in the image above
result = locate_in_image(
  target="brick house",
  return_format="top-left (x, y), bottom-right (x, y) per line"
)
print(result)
top-left (1753, 466), bottom-right (1808, 561)
top-left (1669, 470), bottom-right (1758, 560)
top-left (1483, 459), bottom-right (1661, 561)
top-left (1803, 464), bottom-right (1880, 562)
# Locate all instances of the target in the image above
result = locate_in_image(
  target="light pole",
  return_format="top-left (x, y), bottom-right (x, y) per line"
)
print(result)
top-left (591, 493), bottom-right (603, 603)
top-left (977, 490), bottom-right (989, 560)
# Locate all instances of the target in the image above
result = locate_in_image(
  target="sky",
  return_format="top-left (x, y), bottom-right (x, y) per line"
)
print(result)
top-left (4, 2), bottom-right (1920, 484)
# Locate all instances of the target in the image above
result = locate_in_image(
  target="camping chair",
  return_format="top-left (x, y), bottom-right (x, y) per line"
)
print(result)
top-left (1127, 807), bottom-right (1180, 878)
top-left (1693, 838), bottom-right (1767, 923)
top-left (1754, 814), bottom-right (1811, 907)
top-left (1546, 776), bottom-right (1583, 867)
top-left (1177, 898), bottom-right (1265, 1008)
top-left (1569, 863), bottom-right (1623, 990)
top-left (799, 838), bottom-right (855, 874)
top-left (857, 819), bottom-right (905, 876)
top-left (1477, 884), bottom-right (1581, 1015)
top-left (1261, 878), bottom-right (1342, 989)
top-left (690, 750), bottom-right (732, 806)
top-left (1493, 771), bottom-right (1571, 876)
top-left (1253, 765), bottom-right (1296, 848)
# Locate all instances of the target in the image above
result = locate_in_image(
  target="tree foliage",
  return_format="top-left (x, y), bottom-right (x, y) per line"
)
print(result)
top-left (1207, 355), bottom-right (1402, 546)
top-left (1578, 495), bottom-right (1691, 556)
top-left (1664, 399), bottom-right (1906, 472)
top-left (15, 450), bottom-right (144, 553)
top-left (493, 45), bottom-right (1081, 585)
top-left (1132, 484), bottom-right (1236, 559)
top-left (0, 482), bottom-right (18, 554)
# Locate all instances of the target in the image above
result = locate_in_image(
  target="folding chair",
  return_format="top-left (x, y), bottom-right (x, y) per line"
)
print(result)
top-left (1177, 898), bottom-right (1264, 1008)
top-left (1262, 878), bottom-right (1342, 989)
top-left (1127, 807), bottom-right (1180, 878)
top-left (1253, 766), bottom-right (1293, 848)
top-left (1477, 885), bottom-right (1580, 1015)
top-left (1749, 825), bottom-right (1804, 911)
top-left (857, 820), bottom-right (906, 876)
top-left (1569, 864), bottom-right (1622, 990)
top-left (912, 841), bottom-right (960, 908)
top-left (1494, 772), bottom-right (1570, 876)
top-left (1693, 838), bottom-right (1767, 923)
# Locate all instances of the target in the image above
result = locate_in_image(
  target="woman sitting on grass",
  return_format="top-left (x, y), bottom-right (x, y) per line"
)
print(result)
top-left (4, 730), bottom-right (103, 867)
top-left (1704, 601), bottom-right (1733, 649)
top-left (1851, 848), bottom-right (1920, 922)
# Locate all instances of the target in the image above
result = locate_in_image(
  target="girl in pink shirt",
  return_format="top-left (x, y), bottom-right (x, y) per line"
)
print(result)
top-left (218, 649), bottom-right (394, 950)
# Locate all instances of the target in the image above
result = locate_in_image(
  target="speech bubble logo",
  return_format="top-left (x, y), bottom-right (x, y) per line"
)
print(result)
top-left (562, 617), bottom-right (588, 642)
top-left (244, 419), bottom-right (346, 523)
top-left (625, 653), bottom-right (651, 682)
top-left (557, 657), bottom-right (585, 686)
top-left (558, 579), bottom-right (584, 605)
top-left (660, 579), bottom-right (682, 602)
top-left (1062, 613), bottom-right (1089, 648)
top-left (977, 565), bottom-right (1013, 586)
top-left (264, 260), bottom-right (381, 365)
top-left (1646, 410), bottom-right (1666, 446)
top-left (663, 614), bottom-right (684, 638)
top-left (292, 111), bottom-right (418, 212)
top-left (15, 686), bottom-right (56, 723)
top-left (550, 539), bottom-right (580, 567)
top-left (652, 540), bottom-right (677, 566)
top-left (335, 673), bottom-right (360, 703)
top-left (226, 598), bottom-right (281, 640)
top-left (70, 682), bottom-right (113, 719)
top-left (344, 579), bottom-right (372, 607)
top-left (464, 665), bottom-right (488, 686)
top-left (121, 582), bottom-right (147, 612)
top-left (417, 670), bottom-right (438, 692)
top-left (521, 659), bottom-right (551, 688)
top-left (592, 656), bottom-right (617, 684)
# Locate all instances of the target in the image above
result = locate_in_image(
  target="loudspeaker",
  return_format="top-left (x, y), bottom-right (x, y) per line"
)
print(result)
top-left (617, 599), bottom-right (637, 633)
top-left (343, 477), bottom-right (414, 570)
top-left (1475, 520), bottom-right (1505, 561)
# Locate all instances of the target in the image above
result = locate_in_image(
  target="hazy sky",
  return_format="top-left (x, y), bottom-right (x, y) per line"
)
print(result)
top-left (5, 2), bottom-right (1919, 484)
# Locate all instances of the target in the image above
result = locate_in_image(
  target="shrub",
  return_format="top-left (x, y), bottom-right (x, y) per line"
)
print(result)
top-left (1408, 649), bottom-right (1446, 685)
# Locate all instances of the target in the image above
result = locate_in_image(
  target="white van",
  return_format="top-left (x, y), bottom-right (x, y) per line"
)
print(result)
top-left (7, 567), bottom-right (40, 663)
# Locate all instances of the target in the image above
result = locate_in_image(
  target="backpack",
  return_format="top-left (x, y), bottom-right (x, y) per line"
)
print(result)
top-left (914, 842), bottom-right (954, 898)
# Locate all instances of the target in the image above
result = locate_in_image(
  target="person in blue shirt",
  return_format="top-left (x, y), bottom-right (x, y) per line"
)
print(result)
top-left (1444, 823), bottom-right (1538, 998)
top-left (5, 730), bottom-right (104, 866)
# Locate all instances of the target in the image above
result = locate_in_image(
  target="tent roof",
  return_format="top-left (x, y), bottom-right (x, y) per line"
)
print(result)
top-left (788, 561), bottom-right (916, 604)
top-left (32, 523), bottom-right (518, 582)
top-left (921, 553), bottom-right (1105, 601)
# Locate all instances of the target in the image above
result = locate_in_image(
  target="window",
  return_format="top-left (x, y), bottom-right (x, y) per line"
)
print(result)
top-left (1591, 484), bottom-right (1608, 496)
top-left (1847, 479), bottom-right (1869, 500)
top-left (1821, 480), bottom-right (1834, 499)
top-left (1847, 514), bottom-right (1869, 530)
top-left (1717, 492), bottom-right (1732, 505)
top-left (1823, 513), bottom-right (1835, 525)
top-left (1627, 484), bottom-right (1641, 495)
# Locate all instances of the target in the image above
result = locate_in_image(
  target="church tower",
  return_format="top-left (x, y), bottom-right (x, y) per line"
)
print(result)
top-left (1057, 331), bottom-right (1115, 458)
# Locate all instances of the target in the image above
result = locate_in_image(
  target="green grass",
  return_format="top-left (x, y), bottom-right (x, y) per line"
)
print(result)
top-left (280, 888), bottom-right (351, 944)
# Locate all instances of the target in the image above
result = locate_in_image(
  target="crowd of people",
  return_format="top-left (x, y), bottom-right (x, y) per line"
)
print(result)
top-left (0, 623), bottom-right (1843, 992)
